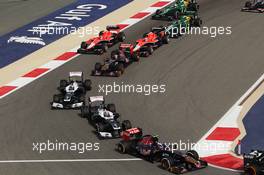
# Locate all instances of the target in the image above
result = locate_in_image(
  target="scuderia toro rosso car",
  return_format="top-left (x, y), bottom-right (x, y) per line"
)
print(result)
top-left (160, 150), bottom-right (208, 174)
top-left (244, 150), bottom-right (264, 175)
top-left (81, 96), bottom-right (132, 138)
top-left (77, 25), bottom-right (126, 54)
top-left (117, 128), bottom-right (171, 162)
top-left (241, 0), bottom-right (264, 13)
top-left (91, 44), bottom-right (140, 77)
top-left (51, 72), bottom-right (92, 109)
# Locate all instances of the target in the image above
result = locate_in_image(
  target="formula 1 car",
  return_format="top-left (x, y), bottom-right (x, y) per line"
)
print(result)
top-left (51, 72), bottom-right (92, 109)
top-left (241, 0), bottom-right (264, 13)
top-left (244, 150), bottom-right (264, 175)
top-left (81, 96), bottom-right (132, 138)
top-left (133, 28), bottom-right (170, 56)
top-left (116, 128), bottom-right (169, 162)
top-left (152, 0), bottom-right (200, 21)
top-left (77, 25), bottom-right (126, 54)
top-left (165, 15), bottom-right (202, 38)
top-left (160, 150), bottom-right (208, 174)
top-left (91, 44), bottom-right (140, 77)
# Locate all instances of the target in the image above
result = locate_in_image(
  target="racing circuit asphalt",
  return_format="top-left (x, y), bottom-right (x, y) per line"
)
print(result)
top-left (0, 0), bottom-right (264, 174)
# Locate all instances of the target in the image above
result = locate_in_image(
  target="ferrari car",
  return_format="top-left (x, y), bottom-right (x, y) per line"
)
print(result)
top-left (244, 150), bottom-right (264, 175)
top-left (160, 150), bottom-right (208, 174)
top-left (91, 44), bottom-right (140, 77)
top-left (117, 128), bottom-right (168, 162)
top-left (77, 25), bottom-right (126, 54)
top-left (81, 96), bottom-right (132, 138)
top-left (152, 0), bottom-right (200, 21)
top-left (51, 72), bottom-right (92, 109)
top-left (241, 0), bottom-right (264, 13)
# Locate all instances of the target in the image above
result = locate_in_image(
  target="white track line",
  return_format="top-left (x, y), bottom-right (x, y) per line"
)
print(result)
top-left (0, 158), bottom-right (142, 163)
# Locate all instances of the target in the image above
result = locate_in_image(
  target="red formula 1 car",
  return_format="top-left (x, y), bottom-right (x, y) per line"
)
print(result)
top-left (133, 27), bottom-right (170, 57)
top-left (77, 25), bottom-right (126, 54)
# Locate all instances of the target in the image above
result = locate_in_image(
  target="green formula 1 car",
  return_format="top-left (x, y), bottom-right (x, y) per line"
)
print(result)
top-left (164, 15), bottom-right (202, 38)
top-left (152, 0), bottom-right (200, 21)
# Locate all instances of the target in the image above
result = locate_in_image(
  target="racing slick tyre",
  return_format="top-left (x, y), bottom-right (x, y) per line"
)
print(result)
top-left (80, 42), bottom-right (87, 49)
top-left (155, 9), bottom-right (162, 15)
top-left (101, 43), bottom-right (108, 53)
top-left (79, 95), bottom-right (85, 103)
top-left (191, 18), bottom-right (202, 27)
top-left (147, 46), bottom-right (154, 55)
top-left (59, 79), bottom-right (67, 89)
top-left (111, 50), bottom-right (120, 59)
top-left (84, 79), bottom-right (92, 90)
top-left (244, 166), bottom-right (257, 175)
top-left (186, 150), bottom-right (199, 160)
top-left (99, 30), bottom-right (104, 36)
top-left (163, 35), bottom-right (170, 44)
top-left (245, 1), bottom-right (252, 8)
top-left (80, 106), bottom-right (89, 118)
top-left (143, 32), bottom-right (149, 38)
top-left (161, 158), bottom-right (173, 170)
top-left (107, 104), bottom-right (116, 113)
top-left (122, 120), bottom-right (132, 131)
top-left (131, 53), bottom-right (140, 62)
top-left (117, 32), bottom-right (126, 42)
top-left (117, 142), bottom-right (131, 154)
top-left (97, 123), bottom-right (106, 134)
top-left (173, 11), bottom-right (179, 20)
top-left (188, 3), bottom-right (199, 11)
top-left (53, 94), bottom-right (60, 103)
top-left (116, 63), bottom-right (125, 77)
top-left (95, 62), bottom-right (102, 71)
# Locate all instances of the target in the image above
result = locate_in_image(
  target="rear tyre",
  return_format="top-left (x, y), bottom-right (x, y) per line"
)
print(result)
top-left (95, 62), bottom-right (102, 71)
top-left (107, 104), bottom-right (116, 113)
top-left (101, 43), bottom-right (108, 52)
top-left (116, 63), bottom-right (125, 76)
top-left (155, 9), bottom-right (162, 15)
top-left (117, 142), bottom-right (130, 154)
top-left (53, 94), bottom-right (60, 103)
top-left (163, 35), bottom-right (170, 44)
top-left (81, 42), bottom-right (87, 49)
top-left (97, 123), bottom-right (105, 132)
top-left (59, 80), bottom-right (67, 89)
top-left (173, 11), bottom-right (179, 20)
top-left (84, 79), bottom-right (92, 90)
top-left (80, 106), bottom-right (89, 118)
top-left (99, 30), bottom-right (104, 36)
top-left (147, 46), bottom-right (154, 55)
top-left (131, 52), bottom-right (140, 62)
top-left (186, 150), bottom-right (199, 160)
top-left (122, 120), bottom-right (132, 131)
top-left (244, 166), bottom-right (257, 175)
top-left (161, 158), bottom-right (171, 170)
top-left (245, 1), bottom-right (252, 8)
top-left (111, 50), bottom-right (120, 59)
top-left (117, 32), bottom-right (126, 42)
